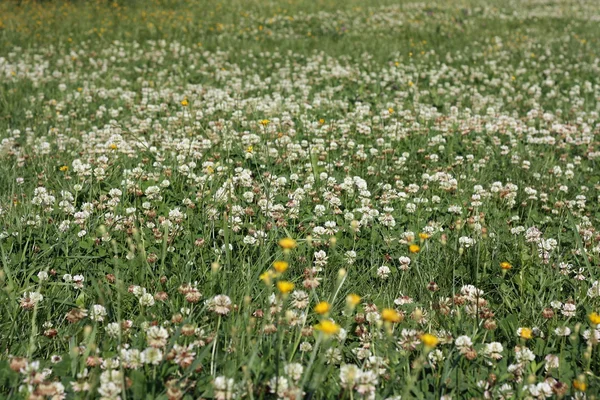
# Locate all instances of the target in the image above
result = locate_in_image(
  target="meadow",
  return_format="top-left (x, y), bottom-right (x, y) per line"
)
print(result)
top-left (1, 0), bottom-right (600, 398)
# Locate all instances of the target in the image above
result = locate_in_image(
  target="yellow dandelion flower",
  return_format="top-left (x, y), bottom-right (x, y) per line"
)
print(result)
top-left (314, 320), bottom-right (340, 336)
top-left (381, 308), bottom-right (402, 323)
top-left (277, 281), bottom-right (294, 294)
top-left (314, 301), bottom-right (331, 315)
top-left (246, 145), bottom-right (253, 153)
top-left (388, 107), bottom-right (394, 114)
top-left (108, 143), bottom-right (117, 150)
top-left (181, 99), bottom-right (189, 106)
top-left (518, 327), bottom-right (533, 340)
top-left (273, 260), bottom-right (289, 273)
top-left (260, 270), bottom-right (274, 285)
top-left (409, 244), bottom-right (420, 253)
top-left (573, 380), bottom-right (587, 392)
top-left (589, 312), bottom-right (600, 325)
top-left (418, 233), bottom-right (430, 240)
top-left (500, 262), bottom-right (512, 270)
top-left (279, 237), bottom-right (297, 250)
top-left (260, 119), bottom-right (270, 126)
top-left (59, 165), bottom-right (69, 172)
top-left (420, 333), bottom-right (439, 347)
top-left (346, 294), bottom-right (361, 308)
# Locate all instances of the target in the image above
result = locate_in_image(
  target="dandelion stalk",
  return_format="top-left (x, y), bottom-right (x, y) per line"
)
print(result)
top-left (211, 315), bottom-right (222, 376)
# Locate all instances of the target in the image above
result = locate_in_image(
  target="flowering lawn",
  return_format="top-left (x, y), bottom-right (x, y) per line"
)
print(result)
top-left (1, 0), bottom-right (600, 398)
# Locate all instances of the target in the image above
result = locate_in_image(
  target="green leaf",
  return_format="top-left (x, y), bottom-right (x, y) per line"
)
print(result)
top-left (130, 370), bottom-right (147, 398)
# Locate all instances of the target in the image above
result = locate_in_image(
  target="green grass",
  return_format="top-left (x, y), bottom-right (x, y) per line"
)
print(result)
top-left (1, 0), bottom-right (600, 398)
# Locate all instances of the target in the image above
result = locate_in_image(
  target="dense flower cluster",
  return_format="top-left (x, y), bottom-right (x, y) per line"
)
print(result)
top-left (1, 0), bottom-right (600, 398)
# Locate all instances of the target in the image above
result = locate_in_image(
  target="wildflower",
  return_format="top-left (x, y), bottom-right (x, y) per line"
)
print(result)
top-left (562, 301), bottom-right (576, 317)
top-left (213, 376), bottom-right (236, 400)
top-left (325, 348), bottom-right (343, 365)
top-left (9, 357), bottom-right (27, 372)
top-left (273, 260), bottom-right (289, 273)
top-left (542, 307), bottom-right (554, 319)
top-left (589, 312), bottom-right (600, 325)
top-left (285, 363), bottom-right (303, 381)
top-left (89, 304), bottom-right (107, 322)
top-left (573, 379), bottom-right (587, 391)
top-left (172, 344), bottom-right (196, 368)
top-left (181, 99), bottom-right (189, 106)
top-left (377, 265), bottom-right (391, 279)
top-left (291, 290), bottom-right (309, 309)
top-left (500, 262), bottom-right (512, 270)
top-left (146, 326), bottom-right (169, 348)
top-left (346, 294), bottom-right (361, 308)
top-left (20, 292), bottom-right (43, 310)
top-left (260, 119), bottom-right (270, 126)
top-left (98, 370), bottom-right (123, 398)
top-left (185, 291), bottom-right (202, 303)
top-left (141, 347), bottom-right (163, 365)
top-left (355, 370), bottom-right (378, 396)
top-left (554, 326), bottom-right (571, 336)
top-left (139, 293), bottom-right (155, 307)
top-left (455, 335), bottom-right (473, 353)
top-left (59, 165), bottom-right (69, 172)
top-left (314, 301), bottom-right (331, 315)
top-left (299, 342), bottom-right (312, 352)
top-left (418, 232), bottom-right (430, 240)
top-left (314, 320), bottom-right (341, 336)
top-left (106, 323), bottom-right (121, 338)
top-left (66, 308), bottom-right (87, 323)
top-left (518, 327), bottom-right (533, 339)
top-left (279, 237), bottom-right (297, 249)
top-left (208, 295), bottom-right (232, 315)
top-left (269, 376), bottom-right (289, 398)
top-left (409, 244), bottom-right (420, 253)
top-left (381, 308), bottom-right (402, 323)
top-left (483, 342), bottom-right (503, 360)
top-left (545, 354), bottom-right (559, 371)
top-left (398, 256), bottom-right (411, 271)
top-left (421, 333), bottom-right (439, 348)
top-left (340, 364), bottom-right (361, 389)
top-left (260, 270), bottom-right (274, 285)
top-left (277, 281), bottom-right (294, 294)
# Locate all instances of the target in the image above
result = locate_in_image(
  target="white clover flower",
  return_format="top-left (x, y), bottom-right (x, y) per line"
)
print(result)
top-left (141, 347), bottom-right (163, 365)
top-left (284, 363), bottom-right (303, 382)
top-left (299, 342), bottom-right (312, 352)
top-left (208, 295), bottom-right (232, 315)
top-left (105, 322), bottom-right (121, 338)
top-left (340, 364), bottom-right (361, 389)
top-left (145, 326), bottom-right (169, 348)
top-left (455, 336), bottom-right (472, 352)
top-left (139, 293), bottom-right (155, 307)
top-left (213, 376), bottom-right (236, 400)
top-left (90, 304), bottom-right (107, 322)
top-left (377, 265), bottom-right (391, 279)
